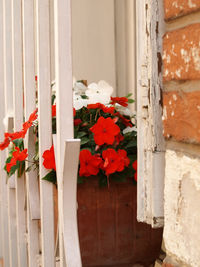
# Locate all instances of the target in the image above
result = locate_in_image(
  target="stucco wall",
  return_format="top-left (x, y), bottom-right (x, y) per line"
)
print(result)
top-left (163, 1), bottom-right (200, 266)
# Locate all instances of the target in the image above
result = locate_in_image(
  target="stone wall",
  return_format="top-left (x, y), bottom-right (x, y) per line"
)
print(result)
top-left (162, 1), bottom-right (200, 266)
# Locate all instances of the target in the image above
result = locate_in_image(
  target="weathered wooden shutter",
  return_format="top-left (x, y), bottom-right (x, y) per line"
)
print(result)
top-left (136, 0), bottom-right (165, 228)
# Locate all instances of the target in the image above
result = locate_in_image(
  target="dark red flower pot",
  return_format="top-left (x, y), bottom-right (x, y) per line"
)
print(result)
top-left (77, 178), bottom-right (163, 267)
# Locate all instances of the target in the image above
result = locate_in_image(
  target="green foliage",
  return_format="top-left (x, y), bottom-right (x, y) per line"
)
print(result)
top-left (42, 170), bottom-right (57, 185)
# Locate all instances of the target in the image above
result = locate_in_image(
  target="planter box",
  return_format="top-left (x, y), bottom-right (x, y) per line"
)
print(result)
top-left (77, 178), bottom-right (163, 267)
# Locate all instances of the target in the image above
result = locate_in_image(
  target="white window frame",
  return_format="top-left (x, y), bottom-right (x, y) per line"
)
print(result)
top-left (136, 0), bottom-right (165, 228)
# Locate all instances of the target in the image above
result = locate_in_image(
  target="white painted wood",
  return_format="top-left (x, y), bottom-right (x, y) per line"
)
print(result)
top-left (3, 0), bottom-right (19, 264)
top-left (3, 0), bottom-right (13, 116)
top-left (7, 187), bottom-right (18, 267)
top-left (62, 139), bottom-right (81, 267)
top-left (22, 0), bottom-right (40, 220)
top-left (26, 196), bottom-right (40, 267)
top-left (36, 0), bottom-right (55, 266)
top-left (12, 0), bottom-right (28, 266)
top-left (136, 0), bottom-right (165, 227)
top-left (54, 0), bottom-right (77, 265)
top-left (22, 1), bottom-right (40, 266)
top-left (0, 1), bottom-right (7, 263)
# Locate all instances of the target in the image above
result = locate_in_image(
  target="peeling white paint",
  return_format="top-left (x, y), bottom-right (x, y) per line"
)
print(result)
top-left (171, 44), bottom-right (177, 56)
top-left (172, 1), bottom-right (178, 8)
top-left (169, 100), bottom-right (172, 105)
top-left (171, 111), bottom-right (174, 116)
top-left (173, 94), bottom-right (177, 101)
top-left (188, 0), bottom-right (197, 8)
top-left (191, 47), bottom-right (200, 71)
top-left (164, 69), bottom-right (169, 77)
top-left (175, 69), bottom-right (181, 78)
top-left (163, 106), bottom-right (167, 120)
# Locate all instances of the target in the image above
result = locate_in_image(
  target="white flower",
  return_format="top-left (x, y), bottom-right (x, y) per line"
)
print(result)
top-left (123, 126), bottom-right (137, 134)
top-left (85, 80), bottom-right (113, 105)
top-left (73, 93), bottom-right (88, 110)
top-left (73, 82), bottom-right (87, 96)
top-left (115, 104), bottom-right (134, 117)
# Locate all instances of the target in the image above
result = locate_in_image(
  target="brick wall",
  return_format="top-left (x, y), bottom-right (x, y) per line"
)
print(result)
top-left (162, 1), bottom-right (200, 267)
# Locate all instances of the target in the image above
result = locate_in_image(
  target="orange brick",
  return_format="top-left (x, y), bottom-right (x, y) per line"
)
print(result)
top-left (164, 0), bottom-right (200, 21)
top-left (163, 24), bottom-right (200, 82)
top-left (163, 91), bottom-right (200, 143)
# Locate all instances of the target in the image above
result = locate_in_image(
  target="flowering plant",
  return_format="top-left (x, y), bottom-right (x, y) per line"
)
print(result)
top-left (0, 80), bottom-right (137, 187)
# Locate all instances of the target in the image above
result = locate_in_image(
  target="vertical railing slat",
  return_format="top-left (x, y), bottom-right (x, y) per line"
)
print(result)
top-left (0, 3), bottom-right (10, 266)
top-left (3, 0), bottom-right (18, 266)
top-left (54, 0), bottom-right (82, 266)
top-left (22, 0), bottom-right (40, 266)
top-left (0, 1), bottom-right (9, 265)
top-left (36, 0), bottom-right (55, 266)
top-left (12, 0), bottom-right (28, 266)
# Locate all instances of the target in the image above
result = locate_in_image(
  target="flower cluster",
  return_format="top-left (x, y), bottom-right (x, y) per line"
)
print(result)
top-left (0, 80), bottom-right (137, 187)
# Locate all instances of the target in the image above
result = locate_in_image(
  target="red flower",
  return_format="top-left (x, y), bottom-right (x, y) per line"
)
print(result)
top-left (87, 103), bottom-right (115, 115)
top-left (115, 112), bottom-right (133, 127)
top-left (87, 103), bottom-right (103, 109)
top-left (115, 133), bottom-right (124, 146)
top-left (111, 97), bottom-right (128, 107)
top-left (73, 108), bottom-right (76, 117)
top-left (134, 172), bottom-right (137, 182)
top-left (5, 131), bottom-right (26, 140)
top-left (90, 117), bottom-right (120, 145)
top-left (23, 108), bottom-right (38, 134)
top-left (117, 149), bottom-right (130, 171)
top-left (42, 145), bottom-right (56, 171)
top-left (12, 147), bottom-right (28, 161)
top-left (52, 105), bottom-right (56, 117)
top-left (0, 137), bottom-right (10, 150)
top-left (6, 147), bottom-right (28, 173)
top-left (102, 148), bottom-right (122, 176)
top-left (79, 149), bottom-right (102, 177)
top-left (132, 160), bottom-right (137, 171)
top-left (101, 106), bottom-right (115, 114)
top-left (6, 157), bottom-right (17, 173)
top-left (28, 108), bottom-right (38, 123)
top-left (74, 119), bottom-right (82, 126)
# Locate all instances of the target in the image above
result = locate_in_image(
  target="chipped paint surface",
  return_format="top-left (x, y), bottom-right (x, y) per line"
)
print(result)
top-left (163, 24), bottom-right (200, 81)
top-left (136, 0), bottom-right (165, 227)
top-left (164, 149), bottom-right (200, 267)
top-left (164, 0), bottom-right (200, 20)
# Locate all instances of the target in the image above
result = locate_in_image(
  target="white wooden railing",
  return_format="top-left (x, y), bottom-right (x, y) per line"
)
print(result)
top-left (0, 0), bottom-right (82, 266)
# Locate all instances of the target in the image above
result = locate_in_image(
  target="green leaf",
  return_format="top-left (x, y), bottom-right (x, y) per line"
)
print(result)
top-left (128, 99), bottom-right (135, 104)
top-left (77, 131), bottom-right (87, 138)
top-left (25, 166), bottom-right (32, 172)
top-left (13, 138), bottom-right (24, 150)
top-left (51, 94), bottom-right (56, 105)
top-left (42, 170), bottom-right (57, 185)
top-left (125, 139), bottom-right (137, 149)
top-left (18, 161), bottom-right (25, 177)
top-left (80, 95), bottom-right (89, 99)
top-left (126, 93), bottom-right (133, 98)
top-left (81, 137), bottom-right (90, 145)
